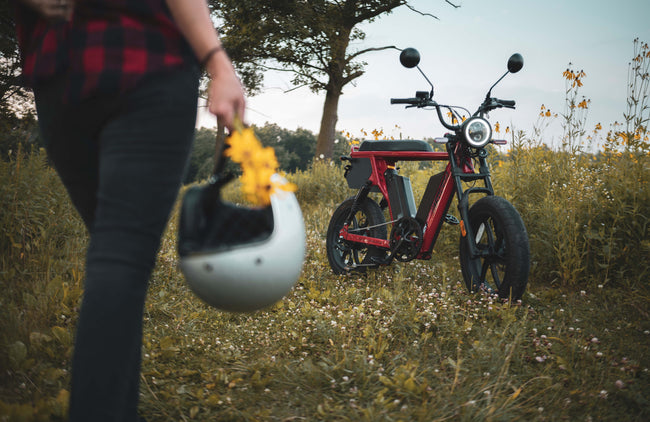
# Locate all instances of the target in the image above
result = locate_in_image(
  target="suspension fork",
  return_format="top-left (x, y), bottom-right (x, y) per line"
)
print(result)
top-left (450, 144), bottom-right (494, 258)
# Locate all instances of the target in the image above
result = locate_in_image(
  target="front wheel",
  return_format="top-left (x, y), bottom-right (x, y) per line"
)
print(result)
top-left (459, 196), bottom-right (530, 300)
top-left (326, 197), bottom-right (387, 274)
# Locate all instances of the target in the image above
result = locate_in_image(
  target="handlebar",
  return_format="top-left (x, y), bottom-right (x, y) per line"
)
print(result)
top-left (390, 96), bottom-right (461, 131)
top-left (390, 98), bottom-right (421, 105)
top-left (390, 94), bottom-right (516, 132)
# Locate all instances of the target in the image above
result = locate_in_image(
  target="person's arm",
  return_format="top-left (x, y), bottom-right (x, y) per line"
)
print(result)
top-left (165, 0), bottom-right (245, 131)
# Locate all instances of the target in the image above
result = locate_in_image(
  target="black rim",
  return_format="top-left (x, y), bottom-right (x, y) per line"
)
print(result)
top-left (470, 216), bottom-right (506, 293)
top-left (331, 211), bottom-right (371, 269)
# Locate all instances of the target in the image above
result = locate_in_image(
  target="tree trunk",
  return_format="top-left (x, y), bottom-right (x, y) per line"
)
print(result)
top-left (315, 84), bottom-right (342, 160)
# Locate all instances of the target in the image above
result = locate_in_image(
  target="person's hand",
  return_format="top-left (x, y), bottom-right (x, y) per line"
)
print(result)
top-left (205, 50), bottom-right (246, 132)
top-left (20, 0), bottom-right (74, 21)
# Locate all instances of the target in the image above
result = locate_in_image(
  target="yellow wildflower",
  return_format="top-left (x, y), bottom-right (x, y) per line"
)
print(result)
top-left (494, 122), bottom-right (500, 133)
top-left (225, 124), bottom-right (296, 206)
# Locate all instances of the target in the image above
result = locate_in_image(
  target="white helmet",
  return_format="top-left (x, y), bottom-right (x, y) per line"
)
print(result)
top-left (178, 174), bottom-right (305, 312)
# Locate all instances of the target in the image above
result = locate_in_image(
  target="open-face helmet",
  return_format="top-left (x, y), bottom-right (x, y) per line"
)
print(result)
top-left (178, 174), bottom-right (305, 312)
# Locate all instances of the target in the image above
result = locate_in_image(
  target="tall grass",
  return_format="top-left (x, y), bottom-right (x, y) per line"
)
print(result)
top-left (1, 147), bottom-right (86, 420)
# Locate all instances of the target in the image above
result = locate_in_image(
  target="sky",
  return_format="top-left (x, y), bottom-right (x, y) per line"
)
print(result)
top-left (198, 0), bottom-right (650, 148)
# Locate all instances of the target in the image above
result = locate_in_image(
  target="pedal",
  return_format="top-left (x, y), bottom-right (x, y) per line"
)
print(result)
top-left (444, 214), bottom-right (460, 225)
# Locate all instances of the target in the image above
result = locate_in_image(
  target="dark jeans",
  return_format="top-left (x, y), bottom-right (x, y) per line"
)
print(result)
top-left (34, 66), bottom-right (200, 422)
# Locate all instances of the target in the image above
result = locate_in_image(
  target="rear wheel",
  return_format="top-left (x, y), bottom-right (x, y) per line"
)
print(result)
top-left (326, 197), bottom-right (387, 274)
top-left (459, 196), bottom-right (529, 300)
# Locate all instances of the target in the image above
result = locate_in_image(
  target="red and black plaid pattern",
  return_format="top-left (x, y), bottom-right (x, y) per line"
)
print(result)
top-left (15, 0), bottom-right (195, 101)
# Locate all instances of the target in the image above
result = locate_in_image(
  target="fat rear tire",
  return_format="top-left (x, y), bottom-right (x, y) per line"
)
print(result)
top-left (326, 197), bottom-right (387, 274)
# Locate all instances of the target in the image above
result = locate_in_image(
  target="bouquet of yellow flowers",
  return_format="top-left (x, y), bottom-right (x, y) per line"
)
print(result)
top-left (225, 123), bottom-right (297, 206)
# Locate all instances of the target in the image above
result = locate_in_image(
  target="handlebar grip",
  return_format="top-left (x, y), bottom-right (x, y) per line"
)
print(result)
top-left (499, 99), bottom-right (516, 108)
top-left (391, 98), bottom-right (417, 105)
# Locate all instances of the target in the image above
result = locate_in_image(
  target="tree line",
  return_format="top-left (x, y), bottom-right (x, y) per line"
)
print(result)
top-left (184, 123), bottom-right (350, 184)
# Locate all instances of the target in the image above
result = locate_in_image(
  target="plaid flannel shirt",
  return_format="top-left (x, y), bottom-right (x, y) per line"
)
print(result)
top-left (14, 0), bottom-right (196, 102)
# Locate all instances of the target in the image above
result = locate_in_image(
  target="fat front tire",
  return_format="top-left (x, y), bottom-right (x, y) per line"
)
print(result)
top-left (326, 197), bottom-right (387, 274)
top-left (459, 196), bottom-right (530, 300)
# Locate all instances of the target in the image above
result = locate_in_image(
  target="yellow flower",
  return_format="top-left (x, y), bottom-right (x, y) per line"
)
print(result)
top-left (494, 122), bottom-right (500, 133)
top-left (225, 125), bottom-right (296, 206)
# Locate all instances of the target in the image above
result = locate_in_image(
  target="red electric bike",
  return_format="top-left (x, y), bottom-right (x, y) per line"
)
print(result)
top-left (326, 48), bottom-right (530, 300)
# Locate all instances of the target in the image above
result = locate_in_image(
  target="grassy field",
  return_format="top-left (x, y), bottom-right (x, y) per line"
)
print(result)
top-left (1, 40), bottom-right (649, 420)
top-left (1, 147), bottom-right (649, 421)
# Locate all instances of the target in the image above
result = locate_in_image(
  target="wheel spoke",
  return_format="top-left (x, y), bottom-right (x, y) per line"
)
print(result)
top-left (480, 260), bottom-right (490, 283)
top-left (489, 262), bottom-right (502, 289)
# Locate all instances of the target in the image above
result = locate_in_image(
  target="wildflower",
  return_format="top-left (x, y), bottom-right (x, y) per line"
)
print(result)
top-left (495, 122), bottom-right (500, 133)
top-left (226, 123), bottom-right (296, 206)
top-left (615, 380), bottom-right (625, 389)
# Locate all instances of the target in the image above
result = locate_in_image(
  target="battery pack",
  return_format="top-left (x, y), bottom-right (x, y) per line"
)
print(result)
top-left (416, 171), bottom-right (445, 223)
top-left (385, 169), bottom-right (416, 219)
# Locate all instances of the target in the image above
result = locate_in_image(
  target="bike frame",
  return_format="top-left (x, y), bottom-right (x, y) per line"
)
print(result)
top-left (341, 137), bottom-right (495, 261)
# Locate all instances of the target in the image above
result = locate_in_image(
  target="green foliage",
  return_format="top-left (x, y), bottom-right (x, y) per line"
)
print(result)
top-left (0, 2), bottom-right (38, 157)
top-left (0, 148), bottom-right (85, 420)
top-left (187, 123), bottom-right (333, 184)
top-left (183, 127), bottom-right (220, 183)
top-left (210, 0), bottom-right (454, 159)
top-left (0, 112), bottom-right (40, 160)
top-left (253, 123), bottom-right (317, 172)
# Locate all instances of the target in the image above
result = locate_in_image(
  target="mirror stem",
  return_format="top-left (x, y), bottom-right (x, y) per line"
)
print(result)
top-left (417, 66), bottom-right (435, 98)
top-left (486, 70), bottom-right (509, 100)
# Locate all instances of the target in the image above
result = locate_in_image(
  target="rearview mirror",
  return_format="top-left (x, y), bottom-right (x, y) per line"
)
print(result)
top-left (507, 53), bottom-right (524, 73)
top-left (400, 48), bottom-right (420, 68)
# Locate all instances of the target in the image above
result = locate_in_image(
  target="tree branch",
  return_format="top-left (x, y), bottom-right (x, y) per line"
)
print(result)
top-left (348, 45), bottom-right (399, 61)
top-left (404, 4), bottom-right (439, 20)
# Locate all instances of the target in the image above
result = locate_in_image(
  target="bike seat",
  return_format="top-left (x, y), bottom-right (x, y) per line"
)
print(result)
top-left (359, 140), bottom-right (433, 152)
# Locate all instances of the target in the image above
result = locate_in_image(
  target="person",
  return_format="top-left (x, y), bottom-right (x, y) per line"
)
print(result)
top-left (13, 0), bottom-right (245, 420)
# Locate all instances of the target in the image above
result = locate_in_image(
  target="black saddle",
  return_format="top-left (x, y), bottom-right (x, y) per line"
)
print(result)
top-left (359, 140), bottom-right (433, 152)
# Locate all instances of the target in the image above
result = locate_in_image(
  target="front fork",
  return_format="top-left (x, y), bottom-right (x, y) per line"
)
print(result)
top-left (452, 146), bottom-right (494, 259)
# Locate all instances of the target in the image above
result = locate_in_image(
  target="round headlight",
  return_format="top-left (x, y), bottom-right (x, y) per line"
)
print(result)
top-left (462, 117), bottom-right (492, 148)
